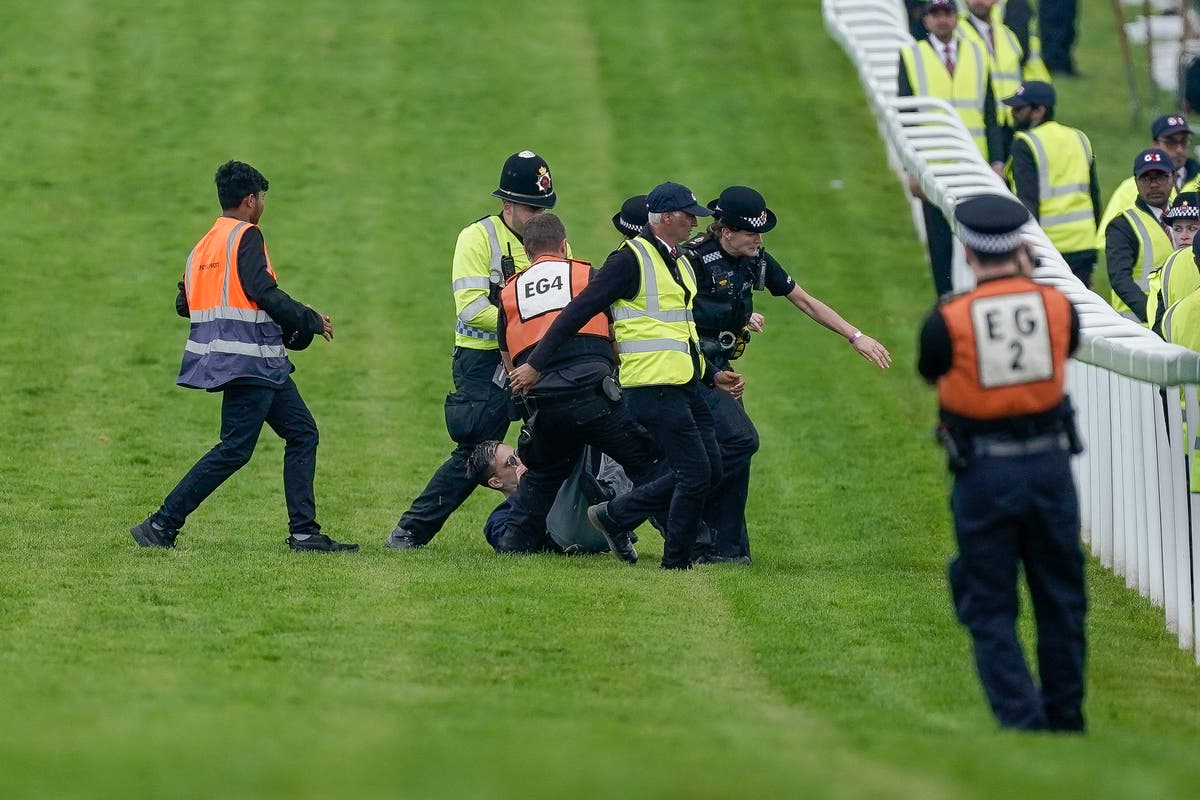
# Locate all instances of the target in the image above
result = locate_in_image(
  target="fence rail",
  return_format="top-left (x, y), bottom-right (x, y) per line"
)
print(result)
top-left (823, 0), bottom-right (1200, 662)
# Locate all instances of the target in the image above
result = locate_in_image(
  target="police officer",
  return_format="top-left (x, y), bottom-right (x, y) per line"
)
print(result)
top-left (494, 213), bottom-right (667, 562)
top-left (385, 151), bottom-right (558, 549)
top-left (1106, 148), bottom-right (1174, 322)
top-left (899, 0), bottom-right (1005, 295)
top-left (685, 186), bottom-right (891, 561)
top-left (129, 161), bottom-right (355, 553)
top-left (511, 182), bottom-right (742, 570)
top-left (919, 194), bottom-right (1085, 732)
top-left (1002, 81), bottom-right (1100, 286)
top-left (1147, 194), bottom-right (1200, 335)
top-left (612, 194), bottom-right (648, 239)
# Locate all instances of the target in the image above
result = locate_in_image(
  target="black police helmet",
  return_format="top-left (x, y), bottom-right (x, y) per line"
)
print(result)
top-left (612, 194), bottom-right (648, 236)
top-left (492, 150), bottom-right (557, 209)
top-left (953, 195), bottom-right (1030, 254)
top-left (706, 186), bottom-right (777, 233)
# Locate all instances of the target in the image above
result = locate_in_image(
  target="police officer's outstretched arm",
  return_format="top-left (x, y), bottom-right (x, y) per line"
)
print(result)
top-left (786, 284), bottom-right (891, 368)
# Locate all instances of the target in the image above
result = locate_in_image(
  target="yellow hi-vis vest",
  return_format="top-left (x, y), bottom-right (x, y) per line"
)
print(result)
top-left (611, 237), bottom-right (704, 388)
top-left (1160, 291), bottom-right (1200, 491)
top-left (1009, 120), bottom-right (1095, 253)
top-left (450, 215), bottom-right (574, 350)
top-left (1146, 246), bottom-right (1200, 333)
top-left (1110, 205), bottom-right (1173, 316)
top-left (900, 35), bottom-right (990, 158)
top-left (958, 11), bottom-right (1028, 127)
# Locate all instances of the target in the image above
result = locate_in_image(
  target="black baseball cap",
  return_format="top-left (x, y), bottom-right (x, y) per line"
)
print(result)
top-left (1003, 81), bottom-right (1055, 110)
top-left (492, 150), bottom-right (557, 209)
top-left (1152, 114), bottom-right (1190, 140)
top-left (1133, 148), bottom-right (1173, 177)
top-left (707, 186), bottom-right (777, 233)
top-left (646, 182), bottom-right (711, 216)
top-left (612, 195), bottom-right (648, 236)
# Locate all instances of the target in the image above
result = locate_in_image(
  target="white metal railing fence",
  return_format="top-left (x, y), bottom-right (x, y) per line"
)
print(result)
top-left (824, 0), bottom-right (1200, 663)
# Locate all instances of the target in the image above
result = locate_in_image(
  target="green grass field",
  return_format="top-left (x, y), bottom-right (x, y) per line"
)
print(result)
top-left (2, 1), bottom-right (1198, 797)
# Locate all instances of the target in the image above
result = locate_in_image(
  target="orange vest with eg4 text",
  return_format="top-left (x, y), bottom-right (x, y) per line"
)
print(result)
top-left (500, 255), bottom-right (610, 363)
top-left (937, 276), bottom-right (1073, 420)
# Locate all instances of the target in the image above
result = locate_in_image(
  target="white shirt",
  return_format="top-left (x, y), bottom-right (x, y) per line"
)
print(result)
top-left (968, 16), bottom-right (994, 53)
top-left (928, 35), bottom-right (956, 69)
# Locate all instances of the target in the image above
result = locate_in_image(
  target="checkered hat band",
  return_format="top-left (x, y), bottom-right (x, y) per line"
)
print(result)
top-left (959, 226), bottom-right (1023, 254)
top-left (619, 218), bottom-right (640, 233)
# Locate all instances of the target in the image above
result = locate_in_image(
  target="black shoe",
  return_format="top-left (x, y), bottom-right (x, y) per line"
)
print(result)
top-left (130, 516), bottom-right (177, 549)
top-left (660, 561), bottom-right (693, 571)
top-left (384, 526), bottom-right (424, 549)
top-left (286, 533), bottom-right (359, 552)
top-left (587, 502), bottom-right (638, 564)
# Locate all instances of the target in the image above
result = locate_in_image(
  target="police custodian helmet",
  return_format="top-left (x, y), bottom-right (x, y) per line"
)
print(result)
top-left (707, 186), bottom-right (777, 233)
top-left (492, 150), bottom-right (557, 209)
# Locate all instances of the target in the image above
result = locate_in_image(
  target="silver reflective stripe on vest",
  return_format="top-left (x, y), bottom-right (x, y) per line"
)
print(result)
top-left (219, 222), bottom-right (250, 307)
top-left (616, 338), bottom-right (690, 355)
top-left (1125, 209), bottom-right (1160, 274)
top-left (458, 295), bottom-right (492, 323)
top-left (909, 42), bottom-right (930, 95)
top-left (1164, 302), bottom-right (1178, 340)
top-left (184, 339), bottom-right (287, 358)
top-left (967, 38), bottom-right (985, 104)
top-left (452, 276), bottom-right (491, 292)
top-left (183, 243), bottom-right (199, 297)
top-left (190, 306), bottom-right (274, 324)
top-left (625, 239), bottom-right (662, 312)
top-left (479, 217), bottom-right (504, 285)
top-left (1135, 277), bottom-right (1151, 291)
top-left (1040, 209), bottom-right (1095, 227)
top-left (610, 307), bottom-right (694, 323)
top-left (992, 71), bottom-right (1021, 81)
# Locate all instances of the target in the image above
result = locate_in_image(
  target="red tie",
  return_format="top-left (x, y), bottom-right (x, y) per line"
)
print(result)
top-left (986, 28), bottom-right (995, 53)
top-left (944, 45), bottom-right (955, 76)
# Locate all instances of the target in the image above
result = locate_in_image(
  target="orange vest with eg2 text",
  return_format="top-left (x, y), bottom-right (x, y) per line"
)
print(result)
top-left (937, 276), bottom-right (1072, 420)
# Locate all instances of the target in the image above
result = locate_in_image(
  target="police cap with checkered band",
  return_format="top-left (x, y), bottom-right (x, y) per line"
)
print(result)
top-left (953, 195), bottom-right (1030, 255)
top-left (706, 186), bottom-right (777, 233)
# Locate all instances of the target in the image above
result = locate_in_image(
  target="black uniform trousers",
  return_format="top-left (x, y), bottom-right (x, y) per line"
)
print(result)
top-left (397, 347), bottom-right (511, 543)
top-left (606, 381), bottom-right (723, 569)
top-left (1061, 250), bottom-right (1097, 289)
top-left (922, 199), bottom-right (955, 297)
top-left (949, 445), bottom-right (1086, 731)
top-left (157, 377), bottom-right (321, 536)
top-left (500, 385), bottom-right (665, 552)
top-left (700, 385), bottom-right (759, 559)
top-left (1040, 0), bottom-right (1078, 74)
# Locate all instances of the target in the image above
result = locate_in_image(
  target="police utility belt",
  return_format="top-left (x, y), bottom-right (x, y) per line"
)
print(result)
top-left (937, 410), bottom-right (1083, 472)
top-left (699, 330), bottom-right (749, 362)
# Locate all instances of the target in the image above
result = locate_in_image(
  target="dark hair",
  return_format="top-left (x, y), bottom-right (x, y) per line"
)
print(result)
top-left (467, 440), bottom-right (502, 486)
top-left (215, 161), bottom-right (269, 210)
top-left (703, 220), bottom-right (732, 239)
top-left (522, 213), bottom-right (567, 257)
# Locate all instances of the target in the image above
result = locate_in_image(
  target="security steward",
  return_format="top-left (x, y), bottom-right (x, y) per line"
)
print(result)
top-left (1105, 148), bottom-right (1174, 322)
top-left (919, 194), bottom-right (1085, 732)
top-left (386, 150), bottom-right (559, 549)
top-left (1146, 194), bottom-right (1200, 336)
top-left (510, 182), bottom-right (743, 570)
top-left (1002, 81), bottom-right (1100, 286)
top-left (959, 0), bottom-right (1051, 159)
top-left (494, 213), bottom-right (665, 562)
top-left (685, 186), bottom-right (891, 561)
top-left (1097, 114), bottom-right (1200, 250)
top-left (130, 160), bottom-right (355, 553)
top-left (899, 0), bottom-right (1005, 296)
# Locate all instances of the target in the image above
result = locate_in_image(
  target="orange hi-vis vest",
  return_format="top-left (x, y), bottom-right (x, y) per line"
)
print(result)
top-left (177, 216), bottom-right (290, 389)
top-left (937, 276), bottom-right (1073, 420)
top-left (500, 255), bottom-right (609, 363)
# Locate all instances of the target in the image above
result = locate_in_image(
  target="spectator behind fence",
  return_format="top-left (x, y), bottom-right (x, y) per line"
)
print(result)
top-left (1039, 0), bottom-right (1078, 77)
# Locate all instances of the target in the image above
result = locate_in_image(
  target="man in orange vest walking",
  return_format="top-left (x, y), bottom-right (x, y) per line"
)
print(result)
top-left (918, 194), bottom-right (1085, 731)
top-left (130, 161), bottom-right (357, 552)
